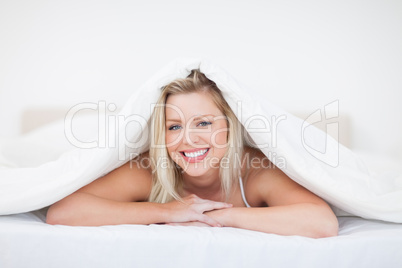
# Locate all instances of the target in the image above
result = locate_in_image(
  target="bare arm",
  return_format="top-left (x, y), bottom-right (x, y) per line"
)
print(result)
top-left (47, 191), bottom-right (167, 226)
top-left (46, 157), bottom-right (231, 226)
top-left (46, 158), bottom-right (158, 226)
top-left (207, 165), bottom-right (339, 238)
top-left (208, 204), bottom-right (337, 238)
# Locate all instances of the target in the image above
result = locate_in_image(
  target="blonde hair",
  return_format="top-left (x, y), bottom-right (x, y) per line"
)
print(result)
top-left (148, 70), bottom-right (244, 203)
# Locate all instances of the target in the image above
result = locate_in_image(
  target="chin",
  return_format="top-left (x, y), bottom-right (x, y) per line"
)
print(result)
top-left (182, 167), bottom-right (210, 177)
top-left (178, 158), bottom-right (219, 178)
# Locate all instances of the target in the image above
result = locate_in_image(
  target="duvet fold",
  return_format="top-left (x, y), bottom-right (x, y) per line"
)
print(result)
top-left (0, 58), bottom-right (401, 223)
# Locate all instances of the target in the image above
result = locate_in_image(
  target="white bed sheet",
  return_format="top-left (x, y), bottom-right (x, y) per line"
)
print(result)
top-left (0, 209), bottom-right (402, 268)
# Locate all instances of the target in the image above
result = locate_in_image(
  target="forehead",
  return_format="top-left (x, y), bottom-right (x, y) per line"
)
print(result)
top-left (165, 92), bottom-right (222, 120)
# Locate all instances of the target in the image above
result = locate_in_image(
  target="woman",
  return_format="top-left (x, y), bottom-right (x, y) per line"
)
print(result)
top-left (47, 70), bottom-right (338, 238)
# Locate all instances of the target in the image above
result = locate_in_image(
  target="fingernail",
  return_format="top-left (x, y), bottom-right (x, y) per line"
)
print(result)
top-left (217, 224), bottom-right (222, 227)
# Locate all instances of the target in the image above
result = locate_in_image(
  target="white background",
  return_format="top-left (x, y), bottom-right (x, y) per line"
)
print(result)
top-left (0, 0), bottom-right (401, 161)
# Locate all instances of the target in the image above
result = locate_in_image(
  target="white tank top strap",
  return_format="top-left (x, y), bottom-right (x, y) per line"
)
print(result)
top-left (239, 177), bottom-right (251, 208)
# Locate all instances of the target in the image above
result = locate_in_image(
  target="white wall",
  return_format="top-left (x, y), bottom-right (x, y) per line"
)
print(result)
top-left (1, 0), bottom-right (401, 160)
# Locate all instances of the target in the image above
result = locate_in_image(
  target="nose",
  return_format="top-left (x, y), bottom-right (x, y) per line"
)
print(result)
top-left (183, 128), bottom-right (200, 146)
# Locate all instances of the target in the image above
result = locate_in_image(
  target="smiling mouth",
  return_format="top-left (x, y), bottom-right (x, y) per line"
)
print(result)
top-left (180, 148), bottom-right (209, 158)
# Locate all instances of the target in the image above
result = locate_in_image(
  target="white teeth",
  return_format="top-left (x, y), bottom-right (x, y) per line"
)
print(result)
top-left (183, 149), bottom-right (208, 158)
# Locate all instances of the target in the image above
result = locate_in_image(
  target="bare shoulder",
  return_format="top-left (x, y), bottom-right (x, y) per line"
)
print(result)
top-left (77, 151), bottom-right (153, 202)
top-left (241, 147), bottom-right (278, 206)
top-left (243, 147), bottom-right (327, 207)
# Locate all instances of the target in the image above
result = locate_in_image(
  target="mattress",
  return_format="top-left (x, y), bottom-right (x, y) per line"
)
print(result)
top-left (0, 209), bottom-right (402, 268)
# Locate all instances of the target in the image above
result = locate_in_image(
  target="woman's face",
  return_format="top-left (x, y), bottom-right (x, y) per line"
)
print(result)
top-left (165, 91), bottom-right (228, 178)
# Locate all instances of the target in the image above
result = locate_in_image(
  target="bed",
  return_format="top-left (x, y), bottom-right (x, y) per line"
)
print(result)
top-left (1, 210), bottom-right (402, 267)
top-left (1, 107), bottom-right (402, 268)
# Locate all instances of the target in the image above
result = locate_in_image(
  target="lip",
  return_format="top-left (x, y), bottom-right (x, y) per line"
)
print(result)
top-left (180, 148), bottom-right (210, 163)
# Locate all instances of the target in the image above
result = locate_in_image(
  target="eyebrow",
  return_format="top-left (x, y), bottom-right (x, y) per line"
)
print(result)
top-left (165, 114), bottom-right (216, 122)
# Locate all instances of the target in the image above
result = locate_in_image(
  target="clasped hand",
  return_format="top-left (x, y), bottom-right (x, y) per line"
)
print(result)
top-left (163, 194), bottom-right (232, 227)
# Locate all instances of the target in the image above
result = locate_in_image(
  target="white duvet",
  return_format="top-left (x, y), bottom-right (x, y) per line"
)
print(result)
top-left (0, 58), bottom-right (401, 223)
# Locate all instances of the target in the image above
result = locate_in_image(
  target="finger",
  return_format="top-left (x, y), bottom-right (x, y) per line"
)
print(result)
top-left (166, 223), bottom-right (180, 226)
top-left (168, 222), bottom-right (194, 226)
top-left (171, 222), bottom-right (210, 227)
top-left (196, 214), bottom-right (222, 227)
top-left (198, 201), bottom-right (233, 213)
top-left (187, 221), bottom-right (210, 227)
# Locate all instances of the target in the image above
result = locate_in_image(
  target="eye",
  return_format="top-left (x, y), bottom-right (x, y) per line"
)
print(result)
top-left (197, 121), bottom-right (212, 127)
top-left (168, 125), bottom-right (182, 131)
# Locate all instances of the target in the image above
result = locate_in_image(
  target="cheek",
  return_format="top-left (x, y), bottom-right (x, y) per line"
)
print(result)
top-left (165, 132), bottom-right (181, 150)
top-left (214, 131), bottom-right (228, 146)
top-left (165, 133), bottom-right (184, 164)
top-left (210, 122), bottom-right (228, 148)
